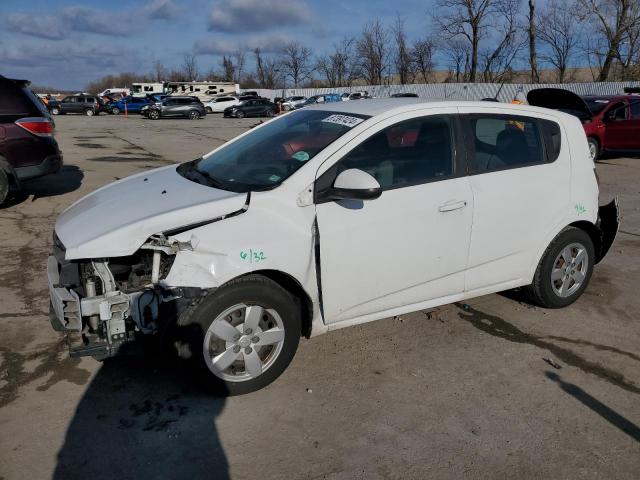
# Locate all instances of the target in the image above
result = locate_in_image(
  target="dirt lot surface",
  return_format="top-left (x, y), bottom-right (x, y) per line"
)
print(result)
top-left (0, 114), bottom-right (638, 480)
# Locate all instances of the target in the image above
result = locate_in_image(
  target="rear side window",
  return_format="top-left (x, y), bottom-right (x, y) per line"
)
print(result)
top-left (630, 100), bottom-right (640, 119)
top-left (0, 81), bottom-right (41, 116)
top-left (540, 119), bottom-right (562, 163)
top-left (466, 115), bottom-right (545, 173)
top-left (332, 115), bottom-right (454, 190)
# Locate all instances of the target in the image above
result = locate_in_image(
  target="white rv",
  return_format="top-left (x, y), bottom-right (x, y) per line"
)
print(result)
top-left (131, 83), bottom-right (165, 97)
top-left (166, 81), bottom-right (239, 100)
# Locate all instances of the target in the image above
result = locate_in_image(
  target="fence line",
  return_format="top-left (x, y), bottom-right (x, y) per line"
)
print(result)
top-left (254, 81), bottom-right (640, 102)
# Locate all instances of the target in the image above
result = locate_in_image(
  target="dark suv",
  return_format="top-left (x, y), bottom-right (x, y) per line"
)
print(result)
top-left (58, 94), bottom-right (102, 116)
top-left (0, 76), bottom-right (63, 205)
top-left (142, 96), bottom-right (206, 120)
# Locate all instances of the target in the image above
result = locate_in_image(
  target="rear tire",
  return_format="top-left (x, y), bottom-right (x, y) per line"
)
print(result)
top-left (0, 169), bottom-right (10, 206)
top-left (188, 110), bottom-right (200, 120)
top-left (174, 275), bottom-right (301, 396)
top-left (524, 227), bottom-right (595, 308)
top-left (587, 137), bottom-right (600, 161)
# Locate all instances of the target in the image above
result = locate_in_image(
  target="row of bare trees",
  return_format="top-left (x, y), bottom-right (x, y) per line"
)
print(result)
top-left (86, 1), bottom-right (640, 92)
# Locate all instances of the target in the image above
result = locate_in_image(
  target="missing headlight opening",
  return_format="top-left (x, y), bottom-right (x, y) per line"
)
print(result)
top-left (49, 234), bottom-right (195, 358)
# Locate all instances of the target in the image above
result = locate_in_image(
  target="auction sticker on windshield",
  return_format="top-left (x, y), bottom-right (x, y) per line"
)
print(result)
top-left (322, 114), bottom-right (365, 128)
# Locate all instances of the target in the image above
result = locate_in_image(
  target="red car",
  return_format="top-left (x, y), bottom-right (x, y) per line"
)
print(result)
top-left (528, 88), bottom-right (640, 161)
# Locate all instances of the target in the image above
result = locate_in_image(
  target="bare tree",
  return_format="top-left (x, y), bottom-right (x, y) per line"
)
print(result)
top-left (537, 1), bottom-right (581, 83)
top-left (445, 39), bottom-right (471, 82)
top-left (152, 60), bottom-right (165, 82)
top-left (434, 0), bottom-right (496, 82)
top-left (392, 14), bottom-right (413, 84)
top-left (479, 0), bottom-right (524, 82)
top-left (280, 41), bottom-right (314, 87)
top-left (356, 19), bottom-right (390, 85)
top-left (578, 0), bottom-right (640, 80)
top-left (232, 50), bottom-right (246, 83)
top-left (254, 48), bottom-right (281, 88)
top-left (412, 38), bottom-right (436, 83)
top-left (221, 56), bottom-right (234, 82)
top-left (181, 53), bottom-right (199, 81)
top-left (528, 0), bottom-right (541, 82)
top-left (316, 37), bottom-right (357, 87)
top-left (618, 15), bottom-right (640, 79)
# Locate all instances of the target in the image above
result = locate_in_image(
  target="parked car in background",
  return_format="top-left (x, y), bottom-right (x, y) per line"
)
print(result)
top-left (99, 88), bottom-right (129, 98)
top-left (281, 96), bottom-right (307, 111)
top-left (47, 99), bottom-right (618, 395)
top-left (109, 96), bottom-right (153, 115)
top-left (391, 93), bottom-right (419, 98)
top-left (204, 96), bottom-right (240, 113)
top-left (0, 76), bottom-right (62, 205)
top-left (58, 94), bottom-right (102, 116)
top-left (142, 96), bottom-right (206, 120)
top-left (294, 94), bottom-right (341, 109)
top-left (342, 91), bottom-right (370, 101)
top-left (223, 98), bottom-right (276, 118)
top-left (527, 88), bottom-right (640, 161)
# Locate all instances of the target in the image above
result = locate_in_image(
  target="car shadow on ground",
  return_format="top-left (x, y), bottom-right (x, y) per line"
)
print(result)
top-left (53, 352), bottom-right (229, 480)
top-left (2, 165), bottom-right (83, 208)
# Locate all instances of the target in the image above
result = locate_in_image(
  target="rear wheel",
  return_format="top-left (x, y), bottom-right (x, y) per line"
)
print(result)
top-left (206, 107), bottom-right (213, 114)
top-left (524, 227), bottom-right (595, 308)
top-left (587, 137), bottom-right (600, 161)
top-left (188, 110), bottom-right (200, 120)
top-left (174, 275), bottom-right (301, 396)
top-left (0, 169), bottom-right (10, 206)
top-left (51, 107), bottom-right (59, 115)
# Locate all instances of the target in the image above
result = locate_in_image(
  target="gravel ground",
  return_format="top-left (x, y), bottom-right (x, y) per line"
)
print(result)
top-left (0, 113), bottom-right (638, 480)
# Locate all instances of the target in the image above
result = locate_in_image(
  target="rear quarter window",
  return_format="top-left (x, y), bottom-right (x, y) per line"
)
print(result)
top-left (0, 82), bottom-right (41, 117)
top-left (540, 119), bottom-right (562, 163)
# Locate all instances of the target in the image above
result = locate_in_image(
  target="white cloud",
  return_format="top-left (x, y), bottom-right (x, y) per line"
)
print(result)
top-left (208, 0), bottom-right (311, 33)
top-left (145, 0), bottom-right (181, 20)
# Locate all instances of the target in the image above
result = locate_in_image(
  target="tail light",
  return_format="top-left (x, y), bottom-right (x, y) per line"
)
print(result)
top-left (15, 117), bottom-right (54, 137)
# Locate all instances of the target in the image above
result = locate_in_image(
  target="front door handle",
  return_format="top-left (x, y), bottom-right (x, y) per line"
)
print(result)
top-left (438, 200), bottom-right (467, 212)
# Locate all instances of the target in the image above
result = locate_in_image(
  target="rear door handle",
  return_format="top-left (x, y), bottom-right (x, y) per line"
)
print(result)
top-left (438, 200), bottom-right (467, 212)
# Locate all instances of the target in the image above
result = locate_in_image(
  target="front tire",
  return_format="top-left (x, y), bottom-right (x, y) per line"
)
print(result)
top-left (111, 107), bottom-right (120, 115)
top-left (0, 168), bottom-right (10, 205)
top-left (188, 110), bottom-right (200, 120)
top-left (524, 227), bottom-right (595, 308)
top-left (175, 275), bottom-right (301, 396)
top-left (51, 107), bottom-right (59, 115)
top-left (235, 110), bottom-right (245, 118)
top-left (148, 110), bottom-right (160, 120)
top-left (85, 109), bottom-right (95, 116)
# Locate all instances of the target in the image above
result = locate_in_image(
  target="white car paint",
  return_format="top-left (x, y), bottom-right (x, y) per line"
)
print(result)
top-left (204, 96), bottom-right (241, 113)
top-left (51, 98), bottom-right (603, 343)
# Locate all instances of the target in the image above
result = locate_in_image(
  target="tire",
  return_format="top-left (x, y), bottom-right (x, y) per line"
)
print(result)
top-left (111, 107), bottom-right (120, 115)
top-left (0, 168), bottom-right (10, 206)
top-left (524, 227), bottom-right (595, 308)
top-left (51, 107), bottom-right (59, 115)
top-left (206, 107), bottom-right (213, 114)
top-left (188, 110), bottom-right (200, 120)
top-left (587, 137), bottom-right (600, 161)
top-left (266, 109), bottom-right (275, 118)
top-left (85, 109), bottom-right (95, 117)
top-left (174, 274), bottom-right (301, 396)
top-left (235, 110), bottom-right (245, 118)
top-left (148, 110), bottom-right (160, 120)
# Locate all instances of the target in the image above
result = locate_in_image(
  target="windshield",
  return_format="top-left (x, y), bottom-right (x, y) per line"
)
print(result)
top-left (584, 98), bottom-right (611, 116)
top-left (178, 109), bottom-right (370, 192)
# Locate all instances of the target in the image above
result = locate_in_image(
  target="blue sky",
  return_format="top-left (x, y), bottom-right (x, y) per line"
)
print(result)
top-left (0, 0), bottom-right (433, 90)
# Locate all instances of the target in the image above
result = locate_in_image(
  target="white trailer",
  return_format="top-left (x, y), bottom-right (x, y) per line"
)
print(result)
top-left (131, 82), bottom-right (165, 97)
top-left (165, 81), bottom-right (239, 100)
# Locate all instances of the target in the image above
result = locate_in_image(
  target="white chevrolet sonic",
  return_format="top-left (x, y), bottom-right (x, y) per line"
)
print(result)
top-left (48, 99), bottom-right (619, 395)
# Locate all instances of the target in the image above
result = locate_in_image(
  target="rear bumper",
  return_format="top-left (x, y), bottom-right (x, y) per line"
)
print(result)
top-left (15, 154), bottom-right (63, 181)
top-left (595, 197), bottom-right (620, 263)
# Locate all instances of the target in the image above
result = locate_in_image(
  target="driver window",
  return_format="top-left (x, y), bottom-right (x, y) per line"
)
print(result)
top-left (607, 102), bottom-right (627, 121)
top-left (333, 115), bottom-right (454, 190)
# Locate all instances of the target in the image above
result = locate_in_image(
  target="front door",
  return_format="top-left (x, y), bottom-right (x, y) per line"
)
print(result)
top-left (315, 111), bottom-right (473, 324)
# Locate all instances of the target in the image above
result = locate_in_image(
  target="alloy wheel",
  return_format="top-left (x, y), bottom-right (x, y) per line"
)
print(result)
top-left (551, 242), bottom-right (588, 298)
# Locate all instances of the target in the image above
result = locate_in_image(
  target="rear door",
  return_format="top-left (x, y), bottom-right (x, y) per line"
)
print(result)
top-left (627, 98), bottom-right (640, 150)
top-left (458, 108), bottom-right (569, 292)
top-left (602, 101), bottom-right (631, 149)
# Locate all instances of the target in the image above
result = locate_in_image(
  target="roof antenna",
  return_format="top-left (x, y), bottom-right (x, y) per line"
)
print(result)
top-left (482, 81), bottom-right (505, 102)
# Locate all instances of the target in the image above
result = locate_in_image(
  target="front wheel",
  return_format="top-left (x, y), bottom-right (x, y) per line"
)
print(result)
top-left (85, 109), bottom-right (95, 116)
top-left (266, 109), bottom-right (275, 118)
top-left (188, 110), bottom-right (200, 120)
top-left (235, 110), bottom-right (245, 118)
top-left (524, 227), bottom-right (595, 308)
top-left (206, 107), bottom-right (213, 114)
top-left (174, 275), bottom-right (301, 396)
top-left (148, 110), bottom-right (160, 120)
top-left (51, 107), bottom-right (59, 115)
top-left (111, 107), bottom-right (120, 115)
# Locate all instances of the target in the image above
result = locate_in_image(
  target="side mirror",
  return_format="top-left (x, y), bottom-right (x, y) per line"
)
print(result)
top-left (319, 169), bottom-right (382, 202)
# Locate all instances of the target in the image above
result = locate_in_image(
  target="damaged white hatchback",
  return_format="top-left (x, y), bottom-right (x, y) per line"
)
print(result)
top-left (49, 99), bottom-right (619, 395)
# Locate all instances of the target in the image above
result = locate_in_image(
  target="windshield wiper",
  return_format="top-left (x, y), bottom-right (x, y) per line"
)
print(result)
top-left (184, 159), bottom-right (232, 191)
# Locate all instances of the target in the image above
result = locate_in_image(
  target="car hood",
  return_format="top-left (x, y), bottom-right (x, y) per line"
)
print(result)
top-left (56, 165), bottom-right (248, 259)
top-left (527, 88), bottom-right (593, 120)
